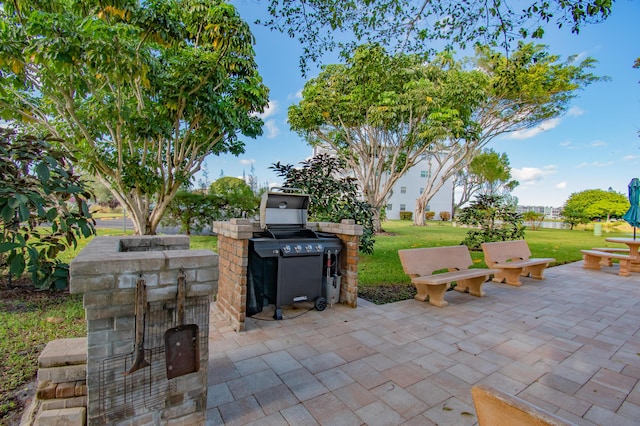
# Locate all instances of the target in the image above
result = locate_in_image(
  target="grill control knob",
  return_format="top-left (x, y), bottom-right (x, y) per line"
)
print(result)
top-left (305, 244), bottom-right (313, 252)
top-left (282, 245), bottom-right (291, 253)
top-left (294, 245), bottom-right (302, 253)
top-left (316, 244), bottom-right (323, 252)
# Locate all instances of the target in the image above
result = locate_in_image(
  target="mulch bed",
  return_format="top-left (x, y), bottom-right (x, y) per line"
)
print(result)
top-left (358, 284), bottom-right (416, 304)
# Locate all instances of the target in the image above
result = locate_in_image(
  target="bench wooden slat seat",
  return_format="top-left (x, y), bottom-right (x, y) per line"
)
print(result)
top-left (481, 240), bottom-right (555, 286)
top-left (580, 249), bottom-right (632, 277)
top-left (398, 245), bottom-right (498, 307)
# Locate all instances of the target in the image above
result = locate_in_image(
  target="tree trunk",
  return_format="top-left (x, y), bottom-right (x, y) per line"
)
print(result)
top-left (414, 199), bottom-right (426, 226)
top-left (372, 207), bottom-right (382, 233)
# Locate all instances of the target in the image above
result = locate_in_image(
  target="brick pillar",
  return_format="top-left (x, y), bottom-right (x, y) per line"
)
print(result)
top-left (315, 219), bottom-right (363, 308)
top-left (211, 219), bottom-right (254, 332)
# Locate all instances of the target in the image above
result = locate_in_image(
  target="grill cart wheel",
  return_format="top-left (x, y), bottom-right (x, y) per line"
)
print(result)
top-left (315, 297), bottom-right (327, 311)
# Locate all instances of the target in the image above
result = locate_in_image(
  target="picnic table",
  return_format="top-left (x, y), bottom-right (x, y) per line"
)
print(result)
top-left (605, 237), bottom-right (640, 272)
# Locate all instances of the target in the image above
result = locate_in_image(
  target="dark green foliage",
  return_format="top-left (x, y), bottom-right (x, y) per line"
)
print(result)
top-left (456, 195), bottom-right (524, 250)
top-left (399, 212), bottom-right (412, 220)
top-left (0, 129), bottom-right (95, 289)
top-left (562, 189), bottom-right (629, 223)
top-left (270, 154), bottom-right (375, 254)
top-left (209, 177), bottom-right (260, 219)
top-left (161, 191), bottom-right (219, 235)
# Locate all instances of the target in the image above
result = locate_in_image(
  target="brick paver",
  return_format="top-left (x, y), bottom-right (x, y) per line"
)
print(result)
top-left (207, 261), bottom-right (640, 425)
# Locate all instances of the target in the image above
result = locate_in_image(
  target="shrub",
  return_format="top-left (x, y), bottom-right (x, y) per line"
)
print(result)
top-left (425, 211), bottom-right (435, 220)
top-left (456, 194), bottom-right (524, 250)
top-left (271, 155), bottom-right (375, 254)
top-left (399, 211), bottom-right (413, 220)
top-left (0, 129), bottom-right (95, 289)
top-left (439, 211), bottom-right (451, 221)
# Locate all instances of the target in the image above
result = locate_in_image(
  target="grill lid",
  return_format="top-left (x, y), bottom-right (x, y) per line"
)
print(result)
top-left (260, 188), bottom-right (310, 230)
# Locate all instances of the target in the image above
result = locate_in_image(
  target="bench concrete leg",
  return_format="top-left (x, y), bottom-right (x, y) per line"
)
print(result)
top-left (413, 283), bottom-right (448, 307)
top-left (454, 276), bottom-right (488, 297)
top-left (492, 269), bottom-right (523, 286)
top-left (619, 259), bottom-right (631, 277)
top-left (523, 264), bottom-right (548, 280)
top-left (582, 254), bottom-right (603, 270)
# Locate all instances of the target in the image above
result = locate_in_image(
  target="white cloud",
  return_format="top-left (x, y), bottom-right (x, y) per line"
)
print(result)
top-left (559, 140), bottom-right (572, 147)
top-left (567, 106), bottom-right (584, 117)
top-left (591, 140), bottom-right (607, 147)
top-left (624, 155), bottom-right (640, 160)
top-left (555, 181), bottom-right (567, 189)
top-left (288, 89), bottom-right (303, 100)
top-left (258, 100), bottom-right (279, 119)
top-left (576, 161), bottom-right (614, 168)
top-left (512, 165), bottom-right (557, 184)
top-left (506, 118), bottom-right (561, 140)
top-left (263, 119), bottom-right (280, 138)
top-left (239, 159), bottom-right (255, 166)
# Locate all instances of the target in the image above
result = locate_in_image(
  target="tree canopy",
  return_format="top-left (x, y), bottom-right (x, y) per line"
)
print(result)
top-left (209, 176), bottom-right (259, 219)
top-left (0, 0), bottom-right (269, 235)
top-left (562, 188), bottom-right (630, 222)
top-left (288, 44), bottom-right (485, 231)
top-left (454, 148), bottom-right (518, 212)
top-left (413, 42), bottom-right (601, 225)
top-left (259, 0), bottom-right (613, 73)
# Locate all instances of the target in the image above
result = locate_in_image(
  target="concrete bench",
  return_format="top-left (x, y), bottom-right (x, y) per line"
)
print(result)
top-left (398, 245), bottom-right (498, 307)
top-left (481, 240), bottom-right (555, 286)
top-left (591, 247), bottom-right (630, 266)
top-left (581, 249), bottom-right (632, 277)
top-left (472, 384), bottom-right (576, 426)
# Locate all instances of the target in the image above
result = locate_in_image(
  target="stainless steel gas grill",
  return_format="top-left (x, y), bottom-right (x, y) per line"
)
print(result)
top-left (248, 188), bottom-right (343, 320)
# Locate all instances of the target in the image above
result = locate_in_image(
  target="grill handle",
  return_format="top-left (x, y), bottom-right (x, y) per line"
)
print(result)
top-left (269, 187), bottom-right (305, 194)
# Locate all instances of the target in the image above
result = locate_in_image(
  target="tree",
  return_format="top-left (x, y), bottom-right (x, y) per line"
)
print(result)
top-left (522, 211), bottom-right (545, 230)
top-left (161, 191), bottom-right (219, 235)
top-left (560, 204), bottom-right (590, 230)
top-left (270, 154), bottom-right (375, 254)
top-left (0, 128), bottom-right (95, 289)
top-left (288, 44), bottom-right (485, 232)
top-left (413, 43), bottom-right (601, 225)
top-left (454, 149), bottom-right (518, 213)
top-left (0, 0), bottom-right (269, 235)
top-left (259, 0), bottom-right (613, 73)
top-left (456, 194), bottom-right (524, 250)
top-left (209, 177), bottom-right (259, 219)
top-left (562, 189), bottom-right (629, 223)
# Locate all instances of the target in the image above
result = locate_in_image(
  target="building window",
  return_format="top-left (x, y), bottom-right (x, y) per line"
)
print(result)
top-left (400, 204), bottom-right (406, 211)
top-left (419, 188), bottom-right (424, 194)
top-left (400, 186), bottom-right (406, 194)
top-left (387, 204), bottom-right (392, 211)
top-left (420, 170), bottom-right (427, 178)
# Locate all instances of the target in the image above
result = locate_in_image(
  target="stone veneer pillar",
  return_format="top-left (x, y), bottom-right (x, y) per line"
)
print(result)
top-left (69, 235), bottom-right (218, 425)
top-left (212, 218), bottom-right (363, 332)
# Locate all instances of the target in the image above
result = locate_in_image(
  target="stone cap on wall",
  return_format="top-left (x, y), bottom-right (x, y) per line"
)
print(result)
top-left (212, 218), bottom-right (363, 238)
top-left (212, 218), bottom-right (257, 240)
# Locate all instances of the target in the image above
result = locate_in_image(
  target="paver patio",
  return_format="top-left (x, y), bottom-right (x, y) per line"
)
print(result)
top-left (206, 261), bottom-right (640, 425)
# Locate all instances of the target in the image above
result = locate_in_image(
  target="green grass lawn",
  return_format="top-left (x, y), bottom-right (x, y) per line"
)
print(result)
top-left (358, 220), bottom-right (632, 286)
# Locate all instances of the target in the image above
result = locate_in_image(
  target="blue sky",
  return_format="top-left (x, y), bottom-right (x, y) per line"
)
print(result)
top-left (203, 0), bottom-right (640, 208)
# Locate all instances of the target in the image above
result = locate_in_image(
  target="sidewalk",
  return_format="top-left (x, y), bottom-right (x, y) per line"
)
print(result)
top-left (206, 261), bottom-right (640, 425)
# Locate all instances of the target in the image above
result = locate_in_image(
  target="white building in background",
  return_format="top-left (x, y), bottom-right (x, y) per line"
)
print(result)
top-left (312, 146), bottom-right (454, 221)
top-left (385, 158), bottom-right (454, 220)
top-left (516, 205), bottom-right (562, 219)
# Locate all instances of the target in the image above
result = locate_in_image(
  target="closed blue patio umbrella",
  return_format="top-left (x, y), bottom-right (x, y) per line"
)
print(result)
top-left (622, 178), bottom-right (640, 239)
